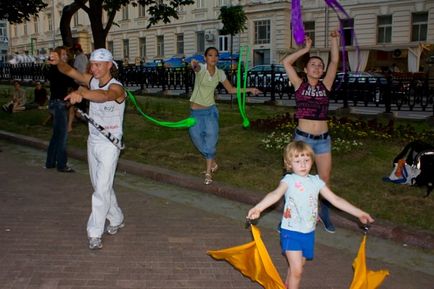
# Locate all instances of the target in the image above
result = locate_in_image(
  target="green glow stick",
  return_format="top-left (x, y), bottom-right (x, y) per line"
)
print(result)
top-left (236, 46), bottom-right (251, 128)
top-left (126, 90), bottom-right (196, 128)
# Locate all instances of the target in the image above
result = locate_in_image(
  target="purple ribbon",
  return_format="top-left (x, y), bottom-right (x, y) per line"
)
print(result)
top-left (324, 0), bottom-right (360, 71)
top-left (291, 0), bottom-right (305, 45)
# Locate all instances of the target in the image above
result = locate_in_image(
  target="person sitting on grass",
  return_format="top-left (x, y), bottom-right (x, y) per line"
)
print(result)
top-left (26, 81), bottom-right (49, 110)
top-left (2, 81), bottom-right (27, 113)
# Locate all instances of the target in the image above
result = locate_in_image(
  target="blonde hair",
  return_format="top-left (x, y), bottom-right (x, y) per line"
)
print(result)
top-left (283, 141), bottom-right (315, 171)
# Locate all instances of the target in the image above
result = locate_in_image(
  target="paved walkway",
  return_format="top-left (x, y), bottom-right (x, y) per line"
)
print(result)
top-left (1, 140), bottom-right (434, 289)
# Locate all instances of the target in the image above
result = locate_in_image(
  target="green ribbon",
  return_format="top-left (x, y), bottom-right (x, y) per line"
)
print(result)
top-left (126, 90), bottom-right (196, 128)
top-left (236, 46), bottom-right (251, 128)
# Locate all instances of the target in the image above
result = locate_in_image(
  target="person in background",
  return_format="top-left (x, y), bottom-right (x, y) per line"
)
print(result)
top-left (73, 44), bottom-right (89, 74)
top-left (247, 141), bottom-right (374, 289)
top-left (45, 46), bottom-right (76, 173)
top-left (2, 81), bottom-right (27, 113)
top-left (33, 81), bottom-right (48, 108)
top-left (189, 47), bottom-right (261, 185)
top-left (25, 81), bottom-right (49, 110)
top-left (282, 31), bottom-right (340, 233)
top-left (68, 43), bottom-right (90, 132)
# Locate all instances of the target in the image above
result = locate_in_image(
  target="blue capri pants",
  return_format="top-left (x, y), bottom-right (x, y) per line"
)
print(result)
top-left (189, 105), bottom-right (219, 160)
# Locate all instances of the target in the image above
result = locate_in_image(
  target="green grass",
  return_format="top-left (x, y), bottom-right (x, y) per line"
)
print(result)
top-left (1, 84), bottom-right (433, 233)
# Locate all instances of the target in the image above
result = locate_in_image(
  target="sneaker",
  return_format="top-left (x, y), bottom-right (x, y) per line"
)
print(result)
top-left (318, 213), bottom-right (336, 233)
top-left (88, 237), bottom-right (103, 250)
top-left (57, 166), bottom-right (75, 173)
top-left (106, 222), bottom-right (125, 235)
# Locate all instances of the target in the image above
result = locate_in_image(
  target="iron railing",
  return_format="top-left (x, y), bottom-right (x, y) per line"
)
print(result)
top-left (1, 62), bottom-right (433, 116)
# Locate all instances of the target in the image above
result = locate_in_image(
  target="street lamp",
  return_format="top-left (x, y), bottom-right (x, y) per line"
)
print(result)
top-left (31, 37), bottom-right (37, 55)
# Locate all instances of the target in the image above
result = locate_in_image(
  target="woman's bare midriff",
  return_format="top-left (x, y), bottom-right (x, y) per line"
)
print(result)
top-left (297, 119), bottom-right (328, 135)
top-left (190, 102), bottom-right (210, 109)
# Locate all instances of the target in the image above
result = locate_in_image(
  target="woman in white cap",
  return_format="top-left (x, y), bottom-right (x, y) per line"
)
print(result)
top-left (49, 48), bottom-right (125, 250)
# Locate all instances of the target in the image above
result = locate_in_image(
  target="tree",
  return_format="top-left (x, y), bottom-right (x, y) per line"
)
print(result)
top-left (60, 0), bottom-right (194, 49)
top-left (0, 1), bottom-right (47, 23)
top-left (218, 5), bottom-right (247, 67)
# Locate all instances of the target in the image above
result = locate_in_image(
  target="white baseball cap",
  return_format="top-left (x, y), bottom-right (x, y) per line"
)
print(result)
top-left (90, 48), bottom-right (118, 69)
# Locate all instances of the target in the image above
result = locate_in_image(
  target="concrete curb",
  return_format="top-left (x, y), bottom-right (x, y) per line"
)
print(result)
top-left (1, 130), bottom-right (433, 250)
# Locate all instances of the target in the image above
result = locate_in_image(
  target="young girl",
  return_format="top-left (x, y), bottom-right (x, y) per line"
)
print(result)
top-left (282, 31), bottom-right (340, 233)
top-left (246, 141), bottom-right (374, 289)
top-left (189, 47), bottom-right (261, 185)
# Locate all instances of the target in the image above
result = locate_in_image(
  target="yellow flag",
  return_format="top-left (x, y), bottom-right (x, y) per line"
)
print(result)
top-left (349, 235), bottom-right (390, 289)
top-left (208, 225), bottom-right (285, 289)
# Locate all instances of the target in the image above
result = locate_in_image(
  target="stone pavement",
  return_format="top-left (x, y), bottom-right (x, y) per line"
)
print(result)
top-left (1, 139), bottom-right (434, 289)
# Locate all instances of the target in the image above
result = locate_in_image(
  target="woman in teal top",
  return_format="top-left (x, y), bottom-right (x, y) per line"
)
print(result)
top-left (189, 47), bottom-right (261, 185)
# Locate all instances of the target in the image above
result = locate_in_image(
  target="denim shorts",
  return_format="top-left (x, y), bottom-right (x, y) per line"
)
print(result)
top-left (189, 105), bottom-right (219, 159)
top-left (280, 228), bottom-right (315, 260)
top-left (294, 128), bottom-right (332, 155)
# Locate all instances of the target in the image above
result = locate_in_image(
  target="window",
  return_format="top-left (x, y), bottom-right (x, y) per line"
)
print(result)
top-left (411, 12), bottom-right (428, 42)
top-left (107, 41), bottom-right (114, 54)
top-left (157, 35), bottom-right (164, 57)
top-left (304, 21), bottom-right (315, 46)
top-left (196, 31), bottom-right (205, 53)
top-left (139, 5), bottom-right (146, 17)
top-left (377, 15), bottom-right (392, 44)
top-left (340, 18), bottom-right (354, 46)
top-left (123, 39), bottom-right (129, 58)
top-left (219, 0), bottom-right (230, 6)
top-left (218, 35), bottom-right (230, 52)
top-left (23, 21), bottom-right (28, 35)
top-left (176, 34), bottom-right (184, 55)
top-left (0, 23), bottom-right (6, 43)
top-left (196, 0), bottom-right (204, 8)
top-left (139, 37), bottom-right (146, 59)
top-left (73, 12), bottom-right (79, 27)
top-left (33, 17), bottom-right (38, 34)
top-left (122, 6), bottom-right (129, 20)
top-left (47, 14), bottom-right (53, 31)
top-left (254, 20), bottom-right (270, 44)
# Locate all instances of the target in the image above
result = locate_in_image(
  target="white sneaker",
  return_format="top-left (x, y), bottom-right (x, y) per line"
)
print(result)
top-left (106, 222), bottom-right (125, 235)
top-left (88, 237), bottom-right (103, 250)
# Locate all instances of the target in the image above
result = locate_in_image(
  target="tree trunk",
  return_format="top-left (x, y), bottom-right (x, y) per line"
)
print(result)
top-left (60, 4), bottom-right (81, 47)
top-left (59, 0), bottom-right (88, 47)
top-left (88, 0), bottom-right (112, 49)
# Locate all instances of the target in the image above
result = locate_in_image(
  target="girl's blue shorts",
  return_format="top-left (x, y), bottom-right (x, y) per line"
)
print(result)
top-left (280, 228), bottom-right (315, 260)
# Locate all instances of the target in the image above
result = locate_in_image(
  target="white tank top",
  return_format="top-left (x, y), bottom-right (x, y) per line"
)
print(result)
top-left (88, 77), bottom-right (125, 142)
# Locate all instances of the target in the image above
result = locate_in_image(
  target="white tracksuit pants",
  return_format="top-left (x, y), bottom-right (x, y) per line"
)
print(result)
top-left (86, 138), bottom-right (124, 238)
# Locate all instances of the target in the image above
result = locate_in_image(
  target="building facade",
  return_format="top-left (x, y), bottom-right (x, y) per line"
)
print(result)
top-left (6, 0), bottom-right (434, 72)
top-left (0, 20), bottom-right (8, 63)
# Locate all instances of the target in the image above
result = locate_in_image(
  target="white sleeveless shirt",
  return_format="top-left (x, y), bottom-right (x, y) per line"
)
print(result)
top-left (88, 77), bottom-right (125, 142)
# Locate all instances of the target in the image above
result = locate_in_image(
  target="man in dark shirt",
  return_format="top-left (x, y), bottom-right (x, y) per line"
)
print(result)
top-left (34, 81), bottom-right (48, 107)
top-left (44, 46), bottom-right (76, 172)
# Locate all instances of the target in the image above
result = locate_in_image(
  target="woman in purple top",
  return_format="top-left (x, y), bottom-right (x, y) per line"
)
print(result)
top-left (282, 31), bottom-right (339, 233)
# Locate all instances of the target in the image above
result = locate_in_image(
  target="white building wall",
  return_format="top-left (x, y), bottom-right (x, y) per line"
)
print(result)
top-left (5, 0), bottom-right (434, 71)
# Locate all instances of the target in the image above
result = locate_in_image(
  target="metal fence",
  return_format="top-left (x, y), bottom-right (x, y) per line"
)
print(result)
top-left (1, 62), bottom-right (433, 116)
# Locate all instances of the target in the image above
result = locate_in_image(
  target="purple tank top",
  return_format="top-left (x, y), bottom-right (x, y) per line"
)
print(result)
top-left (294, 81), bottom-right (330, 120)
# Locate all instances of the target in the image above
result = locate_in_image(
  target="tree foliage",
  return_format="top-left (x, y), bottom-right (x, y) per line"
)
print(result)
top-left (61, 0), bottom-right (194, 49)
top-left (218, 5), bottom-right (247, 36)
top-left (0, 0), bottom-right (47, 24)
top-left (218, 5), bottom-right (248, 66)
